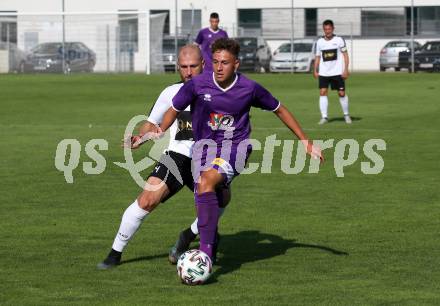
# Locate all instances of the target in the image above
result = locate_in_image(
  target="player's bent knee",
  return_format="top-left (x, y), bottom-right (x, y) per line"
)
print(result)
top-left (338, 91), bottom-right (345, 97)
top-left (197, 179), bottom-right (215, 194)
top-left (320, 89), bottom-right (328, 96)
top-left (137, 192), bottom-right (161, 212)
top-left (197, 170), bottom-right (223, 194)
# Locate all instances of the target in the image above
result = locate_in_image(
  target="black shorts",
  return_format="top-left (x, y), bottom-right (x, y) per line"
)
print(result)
top-left (147, 150), bottom-right (194, 202)
top-left (319, 75), bottom-right (345, 91)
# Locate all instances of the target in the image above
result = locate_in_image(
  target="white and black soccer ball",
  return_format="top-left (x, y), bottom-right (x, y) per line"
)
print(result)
top-left (177, 249), bottom-right (212, 285)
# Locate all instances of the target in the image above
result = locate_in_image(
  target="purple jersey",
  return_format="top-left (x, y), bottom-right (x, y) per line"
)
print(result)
top-left (195, 28), bottom-right (228, 72)
top-left (172, 72), bottom-right (280, 177)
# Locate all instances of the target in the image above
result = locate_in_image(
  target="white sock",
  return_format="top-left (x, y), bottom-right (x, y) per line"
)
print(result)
top-left (339, 95), bottom-right (349, 115)
top-left (112, 200), bottom-right (149, 252)
top-left (319, 96), bottom-right (328, 118)
top-left (190, 207), bottom-right (226, 235)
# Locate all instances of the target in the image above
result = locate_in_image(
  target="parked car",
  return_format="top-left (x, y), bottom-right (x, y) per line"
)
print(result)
top-left (379, 41), bottom-right (421, 72)
top-left (235, 37), bottom-right (271, 72)
top-left (398, 50), bottom-right (414, 72)
top-left (0, 42), bottom-right (26, 73)
top-left (410, 41), bottom-right (440, 72)
top-left (23, 42), bottom-right (96, 73)
top-left (161, 37), bottom-right (188, 72)
top-left (270, 40), bottom-right (315, 73)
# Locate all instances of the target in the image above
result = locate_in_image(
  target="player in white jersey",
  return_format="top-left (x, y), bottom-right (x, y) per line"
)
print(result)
top-left (97, 45), bottom-right (230, 269)
top-left (313, 19), bottom-right (352, 124)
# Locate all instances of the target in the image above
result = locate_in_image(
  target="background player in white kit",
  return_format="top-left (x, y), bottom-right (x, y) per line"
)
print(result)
top-left (313, 19), bottom-right (352, 124)
top-left (97, 45), bottom-right (229, 269)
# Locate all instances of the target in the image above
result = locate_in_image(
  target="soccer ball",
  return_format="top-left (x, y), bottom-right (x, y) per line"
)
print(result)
top-left (177, 249), bottom-right (212, 285)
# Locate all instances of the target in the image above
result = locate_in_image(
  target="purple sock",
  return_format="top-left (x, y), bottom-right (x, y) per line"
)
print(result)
top-left (195, 192), bottom-right (219, 259)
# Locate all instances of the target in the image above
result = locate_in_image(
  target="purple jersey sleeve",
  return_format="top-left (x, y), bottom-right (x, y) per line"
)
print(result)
top-left (195, 30), bottom-right (203, 45)
top-left (252, 83), bottom-right (281, 112)
top-left (172, 80), bottom-right (196, 111)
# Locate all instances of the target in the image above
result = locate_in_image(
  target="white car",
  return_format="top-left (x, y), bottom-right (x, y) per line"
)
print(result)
top-left (270, 40), bottom-right (315, 73)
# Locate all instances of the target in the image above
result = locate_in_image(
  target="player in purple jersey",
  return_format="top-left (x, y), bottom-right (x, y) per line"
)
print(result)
top-left (195, 12), bottom-right (228, 73)
top-left (157, 38), bottom-right (324, 260)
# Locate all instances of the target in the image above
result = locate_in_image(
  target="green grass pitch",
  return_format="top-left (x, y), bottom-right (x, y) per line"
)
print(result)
top-left (0, 72), bottom-right (439, 305)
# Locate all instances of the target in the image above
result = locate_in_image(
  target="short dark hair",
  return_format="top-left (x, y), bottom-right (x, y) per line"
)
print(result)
top-left (323, 19), bottom-right (334, 27)
top-left (210, 12), bottom-right (219, 19)
top-left (211, 38), bottom-right (240, 58)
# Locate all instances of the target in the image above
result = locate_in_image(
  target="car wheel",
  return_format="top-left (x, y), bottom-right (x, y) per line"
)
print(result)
top-left (395, 67), bottom-right (401, 72)
top-left (380, 66), bottom-right (386, 72)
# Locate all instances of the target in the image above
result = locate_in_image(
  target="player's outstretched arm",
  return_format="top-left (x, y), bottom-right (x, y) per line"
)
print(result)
top-left (159, 107), bottom-right (179, 133)
top-left (139, 121), bottom-right (160, 135)
top-left (123, 121), bottom-right (161, 149)
top-left (274, 105), bottom-right (324, 162)
top-left (128, 121), bottom-right (160, 149)
top-left (128, 109), bottom-right (178, 148)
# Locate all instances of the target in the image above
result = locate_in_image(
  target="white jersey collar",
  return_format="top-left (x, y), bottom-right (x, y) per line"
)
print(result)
top-left (212, 72), bottom-right (238, 92)
top-left (209, 27), bottom-right (220, 34)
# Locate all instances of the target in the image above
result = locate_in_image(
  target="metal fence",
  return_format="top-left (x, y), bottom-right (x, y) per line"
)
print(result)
top-left (0, 11), bottom-right (169, 74)
top-left (0, 8), bottom-right (439, 74)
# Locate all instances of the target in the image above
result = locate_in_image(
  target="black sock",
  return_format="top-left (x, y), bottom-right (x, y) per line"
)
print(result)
top-left (182, 227), bottom-right (197, 243)
top-left (109, 249), bottom-right (122, 259)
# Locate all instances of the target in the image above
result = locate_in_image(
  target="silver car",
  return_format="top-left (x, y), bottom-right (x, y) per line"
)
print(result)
top-left (270, 40), bottom-right (315, 73)
top-left (379, 41), bottom-right (421, 72)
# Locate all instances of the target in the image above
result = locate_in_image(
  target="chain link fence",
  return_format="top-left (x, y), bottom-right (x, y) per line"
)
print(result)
top-left (0, 11), bottom-right (169, 74)
top-left (1, 6), bottom-right (439, 74)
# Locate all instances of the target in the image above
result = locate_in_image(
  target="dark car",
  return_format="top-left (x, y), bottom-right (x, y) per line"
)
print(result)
top-left (236, 37), bottom-right (271, 72)
top-left (413, 41), bottom-right (440, 72)
top-left (400, 41), bottom-right (440, 72)
top-left (161, 37), bottom-right (188, 72)
top-left (398, 50), bottom-right (413, 72)
top-left (23, 42), bottom-right (96, 73)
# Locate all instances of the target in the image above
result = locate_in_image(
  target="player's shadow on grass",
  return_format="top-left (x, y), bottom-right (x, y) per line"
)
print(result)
top-left (328, 116), bottom-right (362, 123)
top-left (209, 230), bottom-right (348, 283)
top-left (120, 253), bottom-right (168, 265)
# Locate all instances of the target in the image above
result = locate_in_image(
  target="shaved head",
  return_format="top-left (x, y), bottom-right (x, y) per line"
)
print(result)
top-left (178, 44), bottom-right (203, 62)
top-left (177, 44), bottom-right (204, 82)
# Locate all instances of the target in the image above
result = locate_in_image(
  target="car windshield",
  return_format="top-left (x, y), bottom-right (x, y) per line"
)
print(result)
top-left (31, 43), bottom-right (65, 53)
top-left (386, 42), bottom-right (409, 48)
top-left (162, 39), bottom-right (187, 52)
top-left (236, 38), bottom-right (257, 48)
top-left (421, 42), bottom-right (440, 52)
top-left (278, 43), bottom-right (312, 53)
